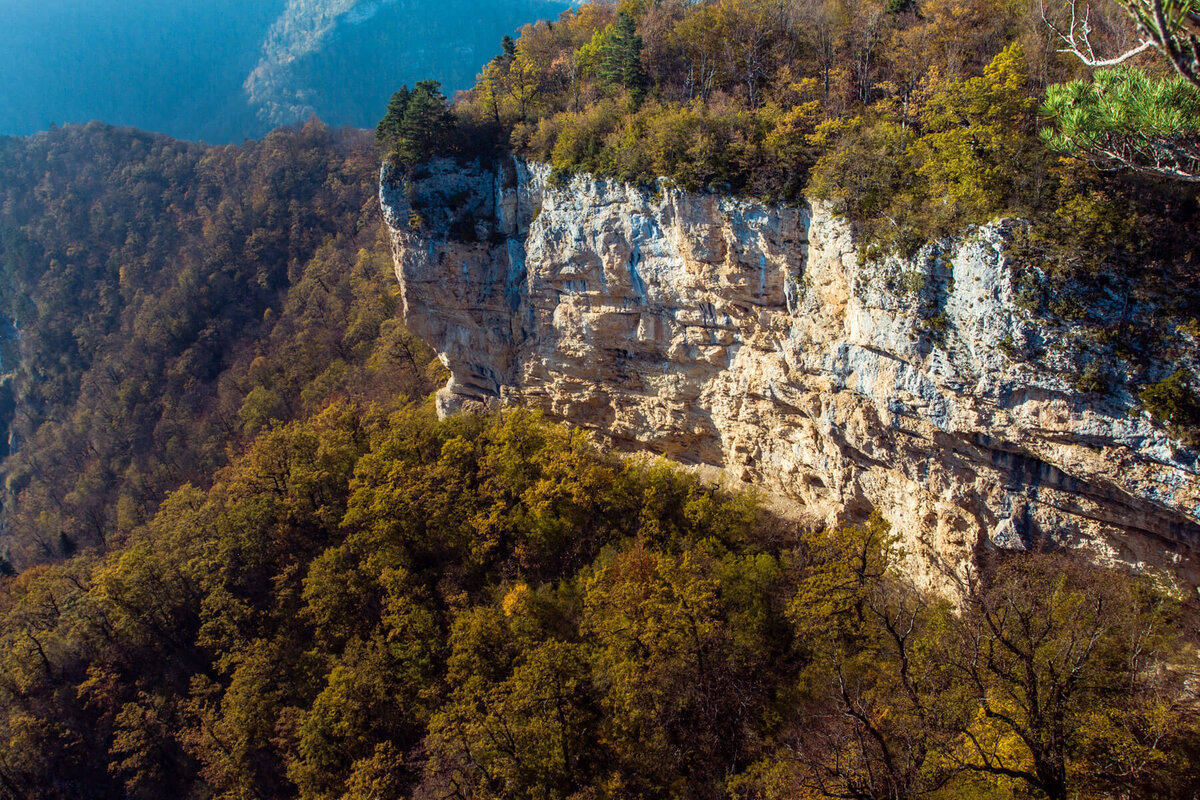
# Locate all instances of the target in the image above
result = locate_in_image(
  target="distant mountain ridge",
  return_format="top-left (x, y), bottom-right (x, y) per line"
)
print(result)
top-left (0, 0), bottom-right (568, 143)
top-left (244, 0), bottom-right (571, 130)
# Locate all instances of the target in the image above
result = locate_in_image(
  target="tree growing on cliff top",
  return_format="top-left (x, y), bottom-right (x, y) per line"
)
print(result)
top-left (576, 11), bottom-right (646, 103)
top-left (376, 80), bottom-right (454, 166)
top-left (376, 85), bottom-right (412, 149)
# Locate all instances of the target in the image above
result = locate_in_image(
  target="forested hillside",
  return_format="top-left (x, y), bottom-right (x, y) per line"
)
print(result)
top-left (246, 0), bottom-right (572, 131)
top-left (408, 0), bottom-right (1200, 212)
top-left (0, 121), bottom-right (439, 569)
top-left (2, 403), bottom-right (1197, 800)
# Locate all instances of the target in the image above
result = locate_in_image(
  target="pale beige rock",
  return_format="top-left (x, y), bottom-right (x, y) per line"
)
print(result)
top-left (382, 158), bottom-right (1200, 592)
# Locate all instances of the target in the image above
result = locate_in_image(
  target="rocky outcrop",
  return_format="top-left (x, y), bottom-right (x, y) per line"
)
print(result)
top-left (381, 157), bottom-right (1200, 591)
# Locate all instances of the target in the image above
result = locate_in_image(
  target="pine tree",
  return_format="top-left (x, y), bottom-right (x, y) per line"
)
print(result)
top-left (376, 86), bottom-right (412, 151)
top-left (395, 80), bottom-right (453, 165)
top-left (1042, 68), bottom-right (1200, 182)
top-left (600, 12), bottom-right (646, 103)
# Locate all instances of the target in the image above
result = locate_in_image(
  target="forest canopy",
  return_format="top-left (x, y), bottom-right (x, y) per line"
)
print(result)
top-left (0, 121), bottom-right (441, 569)
top-left (1, 404), bottom-right (1196, 800)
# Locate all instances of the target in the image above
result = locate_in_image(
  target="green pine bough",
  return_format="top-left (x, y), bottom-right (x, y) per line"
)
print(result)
top-left (1042, 68), bottom-right (1200, 181)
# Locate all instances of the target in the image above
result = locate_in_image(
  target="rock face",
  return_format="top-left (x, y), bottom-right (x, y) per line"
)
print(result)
top-left (381, 157), bottom-right (1200, 590)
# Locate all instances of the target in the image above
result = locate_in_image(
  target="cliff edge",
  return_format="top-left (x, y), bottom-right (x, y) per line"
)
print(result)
top-left (381, 157), bottom-right (1200, 589)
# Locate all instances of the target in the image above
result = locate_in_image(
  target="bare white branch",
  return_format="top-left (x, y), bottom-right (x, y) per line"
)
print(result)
top-left (1043, 0), bottom-right (1200, 87)
top-left (1042, 0), bottom-right (1158, 66)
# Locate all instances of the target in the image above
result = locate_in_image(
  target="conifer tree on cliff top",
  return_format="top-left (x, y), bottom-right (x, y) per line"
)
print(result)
top-left (376, 79), bottom-right (452, 166)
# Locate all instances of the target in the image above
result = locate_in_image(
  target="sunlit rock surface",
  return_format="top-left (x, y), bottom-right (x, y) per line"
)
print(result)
top-left (382, 157), bottom-right (1200, 591)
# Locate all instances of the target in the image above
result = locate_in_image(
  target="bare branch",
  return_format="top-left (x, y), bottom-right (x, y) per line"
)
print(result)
top-left (1043, 0), bottom-right (1200, 87)
top-left (1042, 0), bottom-right (1159, 66)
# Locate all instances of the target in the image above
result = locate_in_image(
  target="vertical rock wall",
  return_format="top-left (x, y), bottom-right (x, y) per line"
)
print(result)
top-left (382, 158), bottom-right (1200, 591)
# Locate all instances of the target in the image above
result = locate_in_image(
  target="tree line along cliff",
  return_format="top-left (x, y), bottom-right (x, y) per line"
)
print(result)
top-left (376, 0), bottom-right (1200, 449)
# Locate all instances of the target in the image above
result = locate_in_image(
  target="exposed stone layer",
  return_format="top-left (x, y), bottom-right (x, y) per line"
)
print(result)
top-left (382, 158), bottom-right (1200, 590)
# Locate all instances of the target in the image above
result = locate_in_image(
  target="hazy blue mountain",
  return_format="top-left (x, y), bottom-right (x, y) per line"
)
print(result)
top-left (0, 0), bottom-right (568, 143)
top-left (245, 0), bottom-right (570, 130)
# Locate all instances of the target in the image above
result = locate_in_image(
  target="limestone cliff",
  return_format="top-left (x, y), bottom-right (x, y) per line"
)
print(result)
top-left (381, 157), bottom-right (1200, 590)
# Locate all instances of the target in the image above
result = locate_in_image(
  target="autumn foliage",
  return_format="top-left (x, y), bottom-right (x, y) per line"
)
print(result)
top-left (0, 407), bottom-right (1195, 800)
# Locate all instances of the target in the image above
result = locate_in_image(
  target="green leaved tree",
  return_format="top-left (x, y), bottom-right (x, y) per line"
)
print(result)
top-left (1043, 0), bottom-right (1200, 179)
top-left (1042, 68), bottom-right (1200, 182)
top-left (376, 85), bottom-right (413, 149)
top-left (576, 11), bottom-right (646, 104)
top-left (377, 80), bottom-right (453, 167)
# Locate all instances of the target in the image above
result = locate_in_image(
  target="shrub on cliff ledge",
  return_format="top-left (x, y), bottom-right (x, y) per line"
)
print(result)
top-left (1140, 369), bottom-right (1200, 444)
